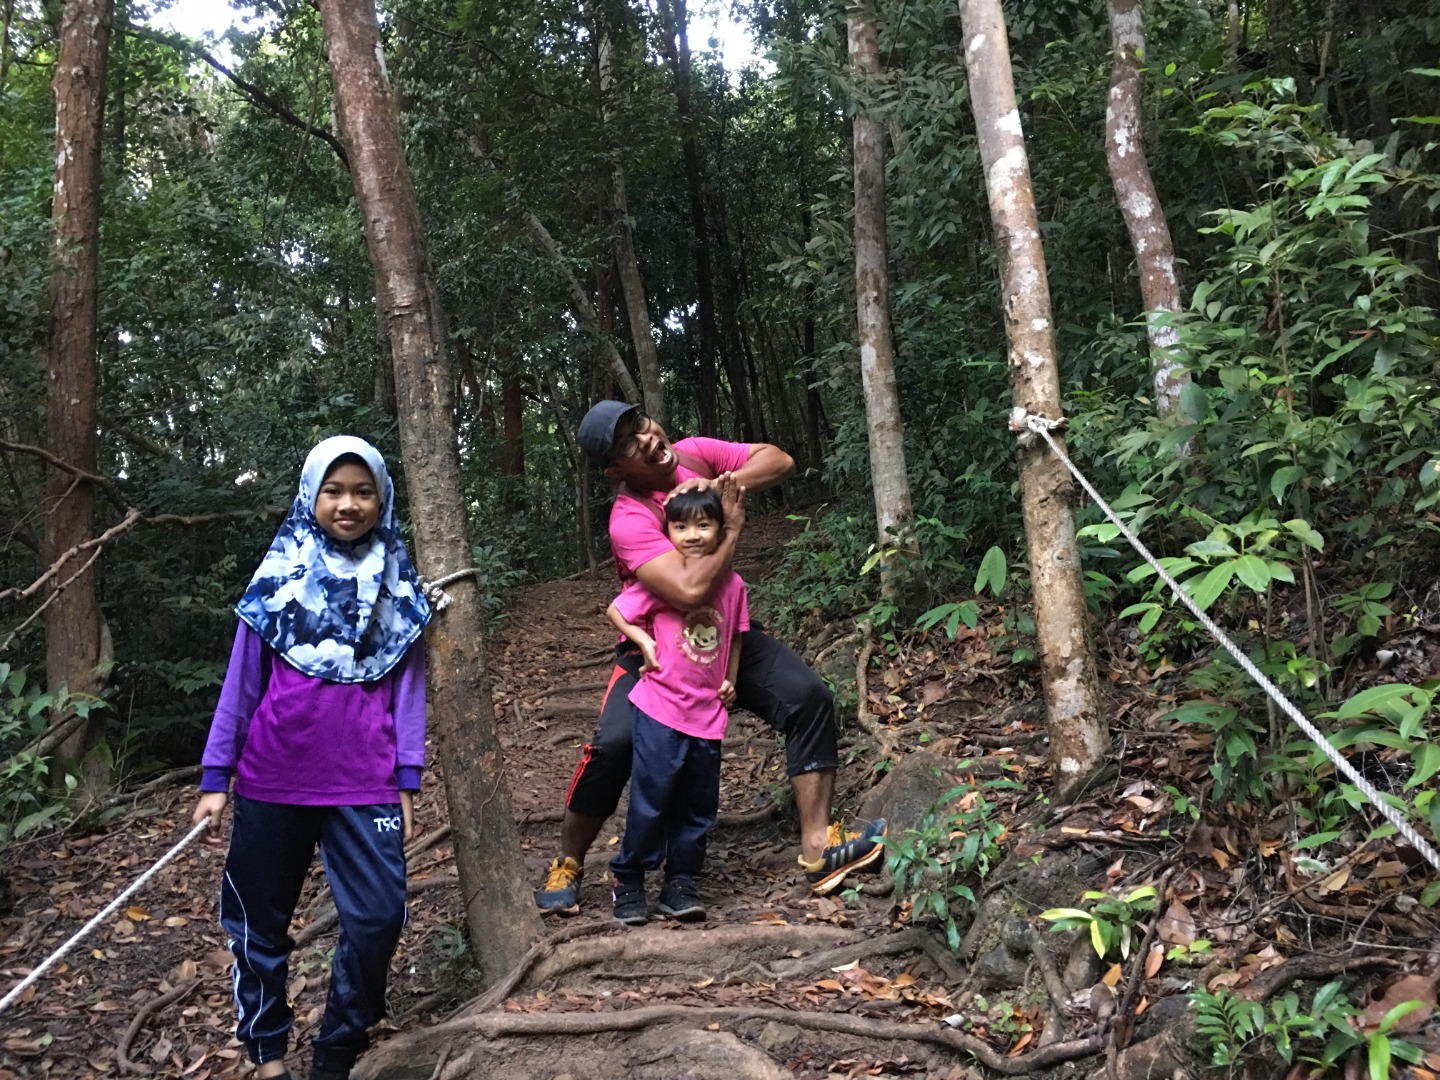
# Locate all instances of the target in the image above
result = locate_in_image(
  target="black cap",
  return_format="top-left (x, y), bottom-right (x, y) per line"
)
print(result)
top-left (578, 400), bottom-right (640, 465)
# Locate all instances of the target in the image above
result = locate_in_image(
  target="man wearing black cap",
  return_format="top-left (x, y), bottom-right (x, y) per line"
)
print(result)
top-left (534, 400), bottom-right (886, 916)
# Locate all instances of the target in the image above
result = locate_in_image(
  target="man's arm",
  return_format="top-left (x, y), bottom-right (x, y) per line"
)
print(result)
top-left (733, 443), bottom-right (795, 493)
top-left (633, 474), bottom-right (747, 610)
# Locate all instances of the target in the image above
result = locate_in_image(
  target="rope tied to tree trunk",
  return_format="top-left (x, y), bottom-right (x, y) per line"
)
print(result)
top-left (1011, 408), bottom-right (1440, 876)
top-left (0, 816), bottom-right (214, 1016)
top-left (419, 567), bottom-right (482, 611)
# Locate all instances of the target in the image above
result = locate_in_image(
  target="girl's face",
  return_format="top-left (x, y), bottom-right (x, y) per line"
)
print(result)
top-left (315, 461), bottom-right (380, 541)
top-left (667, 513), bottom-right (721, 558)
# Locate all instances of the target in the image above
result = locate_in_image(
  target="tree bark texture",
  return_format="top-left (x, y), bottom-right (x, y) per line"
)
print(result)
top-left (317, 0), bottom-right (540, 980)
top-left (1104, 0), bottom-right (1190, 429)
top-left (45, 0), bottom-right (112, 773)
top-left (848, 5), bottom-right (915, 578)
top-left (957, 0), bottom-right (1108, 798)
top-left (594, 23), bottom-right (665, 429)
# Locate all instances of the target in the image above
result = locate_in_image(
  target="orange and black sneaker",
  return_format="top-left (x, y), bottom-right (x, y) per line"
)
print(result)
top-left (799, 819), bottom-right (887, 895)
top-left (534, 856), bottom-right (583, 916)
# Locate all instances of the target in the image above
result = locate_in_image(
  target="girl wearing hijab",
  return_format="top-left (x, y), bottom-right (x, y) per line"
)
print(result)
top-left (192, 436), bottom-right (430, 1080)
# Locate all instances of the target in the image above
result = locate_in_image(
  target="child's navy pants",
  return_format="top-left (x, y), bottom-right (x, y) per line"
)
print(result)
top-left (220, 794), bottom-right (406, 1072)
top-left (610, 706), bottom-right (721, 882)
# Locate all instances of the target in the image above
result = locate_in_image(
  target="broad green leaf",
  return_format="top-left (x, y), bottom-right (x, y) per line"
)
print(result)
top-left (1186, 563), bottom-right (1235, 612)
top-left (1179, 382), bottom-right (1209, 422)
top-left (1292, 831), bottom-right (1339, 850)
top-left (1270, 465), bottom-right (1304, 504)
top-left (1185, 539), bottom-right (1238, 558)
top-left (1405, 744), bottom-right (1440, 790)
top-left (1233, 554), bottom-right (1271, 592)
top-left (1336, 684), bottom-right (1424, 720)
top-left (975, 546), bottom-right (1007, 598)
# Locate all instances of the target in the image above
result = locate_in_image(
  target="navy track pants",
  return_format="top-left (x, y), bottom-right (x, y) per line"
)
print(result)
top-left (610, 706), bottom-right (721, 882)
top-left (220, 795), bottom-right (406, 1072)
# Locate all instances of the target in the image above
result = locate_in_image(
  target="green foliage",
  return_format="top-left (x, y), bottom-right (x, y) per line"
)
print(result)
top-left (0, 665), bottom-right (96, 847)
top-left (1039, 886), bottom-right (1158, 960)
top-left (1191, 980), bottom-right (1424, 1076)
top-left (887, 780), bottom-right (1011, 951)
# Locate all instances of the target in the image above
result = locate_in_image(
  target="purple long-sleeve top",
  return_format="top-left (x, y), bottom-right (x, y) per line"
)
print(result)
top-left (199, 622), bottom-right (426, 804)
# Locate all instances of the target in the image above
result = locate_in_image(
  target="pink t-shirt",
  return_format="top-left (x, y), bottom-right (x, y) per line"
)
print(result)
top-left (614, 572), bottom-right (749, 740)
top-left (608, 437), bottom-right (752, 581)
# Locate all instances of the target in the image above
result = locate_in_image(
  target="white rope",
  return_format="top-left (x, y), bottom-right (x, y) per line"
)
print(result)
top-left (419, 567), bottom-right (481, 611)
top-left (1013, 409), bottom-right (1440, 875)
top-left (0, 816), bottom-right (214, 1015)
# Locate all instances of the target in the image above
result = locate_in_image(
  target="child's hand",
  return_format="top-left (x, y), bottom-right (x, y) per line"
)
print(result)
top-left (639, 638), bottom-right (662, 674)
top-left (192, 791), bottom-right (228, 839)
top-left (400, 791), bottom-right (415, 842)
top-left (718, 678), bottom-right (736, 707)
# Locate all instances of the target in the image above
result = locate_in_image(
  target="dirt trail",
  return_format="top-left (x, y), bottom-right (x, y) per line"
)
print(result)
top-left (3, 512), bottom-right (1433, 1079)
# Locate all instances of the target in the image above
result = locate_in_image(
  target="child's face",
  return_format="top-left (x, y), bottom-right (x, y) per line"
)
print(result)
top-left (667, 513), bottom-right (721, 558)
top-left (315, 462), bottom-right (380, 541)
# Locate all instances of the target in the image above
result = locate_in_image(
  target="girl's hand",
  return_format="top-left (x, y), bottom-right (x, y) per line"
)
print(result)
top-left (638, 638), bottom-right (662, 674)
top-left (718, 678), bottom-right (736, 707)
top-left (193, 791), bottom-right (228, 838)
top-left (401, 791), bottom-right (415, 842)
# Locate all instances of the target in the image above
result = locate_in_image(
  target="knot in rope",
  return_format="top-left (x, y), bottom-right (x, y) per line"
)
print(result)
top-left (420, 567), bottom-right (482, 611)
top-left (1008, 406), bottom-right (1067, 447)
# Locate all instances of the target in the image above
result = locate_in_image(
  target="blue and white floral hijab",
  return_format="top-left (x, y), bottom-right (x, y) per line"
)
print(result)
top-left (235, 436), bottom-right (431, 683)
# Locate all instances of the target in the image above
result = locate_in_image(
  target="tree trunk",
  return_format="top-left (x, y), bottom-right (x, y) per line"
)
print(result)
top-left (848, 2), bottom-right (916, 598)
top-left (519, 206), bottom-right (641, 404)
top-left (593, 20), bottom-right (665, 428)
top-left (45, 0), bottom-right (112, 787)
top-left (656, 0), bottom-right (752, 442)
top-left (317, 0), bottom-right (540, 981)
top-left (957, 0), bottom-right (1108, 798)
top-left (1104, 0), bottom-right (1191, 439)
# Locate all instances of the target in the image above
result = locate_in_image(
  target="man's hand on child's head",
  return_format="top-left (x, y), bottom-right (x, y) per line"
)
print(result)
top-left (718, 679), bottom-right (736, 707)
top-left (665, 474), bottom-right (718, 502)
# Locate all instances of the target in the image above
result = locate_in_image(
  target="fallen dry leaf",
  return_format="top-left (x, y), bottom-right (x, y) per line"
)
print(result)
top-left (1157, 899), bottom-right (1197, 946)
top-left (1357, 973), bottom-right (1439, 1033)
top-left (1103, 964), bottom-right (1122, 988)
top-left (1144, 943), bottom-right (1164, 979)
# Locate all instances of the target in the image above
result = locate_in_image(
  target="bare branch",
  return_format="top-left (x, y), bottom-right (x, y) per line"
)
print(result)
top-left (123, 24), bottom-right (351, 170)
top-left (0, 439), bottom-right (126, 512)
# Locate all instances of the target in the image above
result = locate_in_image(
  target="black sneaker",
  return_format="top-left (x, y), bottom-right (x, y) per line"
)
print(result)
top-left (801, 818), bottom-right (888, 896)
top-left (656, 877), bottom-right (706, 922)
top-left (612, 879), bottom-right (649, 925)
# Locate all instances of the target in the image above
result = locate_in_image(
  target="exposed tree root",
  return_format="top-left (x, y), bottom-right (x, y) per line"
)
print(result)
top-left (356, 1003), bottom-right (1104, 1078)
top-left (116, 978), bottom-right (200, 1075)
top-left (520, 923), bottom-right (863, 991)
top-left (854, 621), bottom-right (900, 760)
top-left (767, 926), bottom-right (945, 980)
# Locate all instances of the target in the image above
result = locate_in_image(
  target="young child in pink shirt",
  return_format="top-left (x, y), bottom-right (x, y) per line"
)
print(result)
top-left (605, 487), bottom-right (748, 924)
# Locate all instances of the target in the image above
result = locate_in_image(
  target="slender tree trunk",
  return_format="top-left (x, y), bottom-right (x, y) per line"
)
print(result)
top-left (1105, 0), bottom-right (1190, 439)
top-left (656, 0), bottom-right (749, 440)
top-left (593, 19), bottom-right (665, 427)
top-left (520, 207), bottom-right (641, 403)
top-left (958, 0), bottom-right (1108, 798)
top-left (317, 0), bottom-right (539, 980)
top-left (849, 2), bottom-right (916, 596)
top-left (45, 0), bottom-right (112, 786)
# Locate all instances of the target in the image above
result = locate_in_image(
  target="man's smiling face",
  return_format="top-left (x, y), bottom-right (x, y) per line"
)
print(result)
top-left (603, 412), bottom-right (678, 492)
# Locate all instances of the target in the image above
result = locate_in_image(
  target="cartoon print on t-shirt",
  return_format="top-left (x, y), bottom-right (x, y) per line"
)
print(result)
top-left (679, 606), bottom-right (723, 664)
